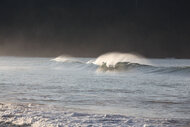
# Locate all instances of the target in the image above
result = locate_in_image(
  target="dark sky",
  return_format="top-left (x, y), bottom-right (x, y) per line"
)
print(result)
top-left (0, 0), bottom-right (190, 58)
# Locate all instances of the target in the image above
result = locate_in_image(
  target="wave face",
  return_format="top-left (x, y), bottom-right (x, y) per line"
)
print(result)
top-left (98, 61), bottom-right (190, 75)
top-left (51, 53), bottom-right (190, 75)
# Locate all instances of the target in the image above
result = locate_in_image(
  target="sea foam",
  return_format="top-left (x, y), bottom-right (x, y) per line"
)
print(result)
top-left (91, 52), bottom-right (149, 67)
top-left (0, 103), bottom-right (188, 127)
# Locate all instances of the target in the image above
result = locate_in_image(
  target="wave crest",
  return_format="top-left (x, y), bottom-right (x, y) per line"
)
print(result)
top-left (92, 52), bottom-right (149, 67)
top-left (51, 55), bottom-right (83, 64)
top-left (51, 53), bottom-right (190, 75)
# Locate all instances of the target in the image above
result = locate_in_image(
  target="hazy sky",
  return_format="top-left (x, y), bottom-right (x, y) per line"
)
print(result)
top-left (0, 0), bottom-right (190, 58)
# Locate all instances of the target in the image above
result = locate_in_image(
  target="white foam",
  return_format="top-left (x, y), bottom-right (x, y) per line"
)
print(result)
top-left (51, 55), bottom-right (75, 62)
top-left (0, 103), bottom-right (187, 127)
top-left (51, 55), bottom-right (84, 64)
top-left (92, 52), bottom-right (148, 67)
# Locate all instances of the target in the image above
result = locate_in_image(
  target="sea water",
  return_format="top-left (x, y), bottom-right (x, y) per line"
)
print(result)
top-left (0, 53), bottom-right (190, 126)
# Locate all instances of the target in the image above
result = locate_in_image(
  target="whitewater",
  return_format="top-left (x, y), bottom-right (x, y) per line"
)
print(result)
top-left (0, 52), bottom-right (190, 127)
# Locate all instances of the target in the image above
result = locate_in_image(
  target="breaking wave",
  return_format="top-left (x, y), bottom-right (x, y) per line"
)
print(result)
top-left (91, 52), bottom-right (148, 66)
top-left (97, 62), bottom-right (190, 74)
top-left (52, 52), bottom-right (190, 75)
top-left (51, 55), bottom-right (83, 64)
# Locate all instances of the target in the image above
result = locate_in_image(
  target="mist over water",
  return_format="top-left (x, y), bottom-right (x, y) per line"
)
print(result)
top-left (0, 1), bottom-right (190, 126)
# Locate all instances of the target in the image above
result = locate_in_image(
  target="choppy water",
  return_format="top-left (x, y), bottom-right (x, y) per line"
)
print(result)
top-left (0, 53), bottom-right (190, 126)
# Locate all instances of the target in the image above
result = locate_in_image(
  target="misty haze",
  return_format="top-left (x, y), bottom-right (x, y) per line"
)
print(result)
top-left (0, 0), bottom-right (190, 127)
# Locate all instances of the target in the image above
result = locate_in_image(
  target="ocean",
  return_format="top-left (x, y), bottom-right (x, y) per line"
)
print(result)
top-left (0, 52), bottom-right (190, 127)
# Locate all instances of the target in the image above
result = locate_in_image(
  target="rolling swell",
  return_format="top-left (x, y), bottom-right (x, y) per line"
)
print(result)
top-left (52, 54), bottom-right (190, 75)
